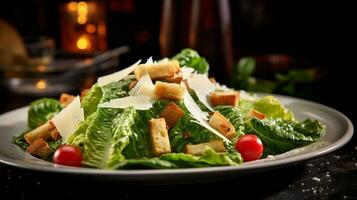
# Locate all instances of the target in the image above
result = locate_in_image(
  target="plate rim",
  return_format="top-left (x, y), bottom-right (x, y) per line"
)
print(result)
top-left (0, 94), bottom-right (354, 178)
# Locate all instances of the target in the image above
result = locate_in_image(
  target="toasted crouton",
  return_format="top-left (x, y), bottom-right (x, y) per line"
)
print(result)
top-left (208, 112), bottom-right (235, 139)
top-left (154, 81), bottom-right (185, 101)
top-left (27, 138), bottom-right (51, 157)
top-left (128, 80), bottom-right (138, 90)
top-left (59, 93), bottom-right (75, 107)
top-left (164, 75), bottom-right (183, 84)
top-left (185, 140), bottom-right (227, 156)
top-left (249, 109), bottom-right (266, 120)
top-left (49, 121), bottom-right (61, 140)
top-left (24, 121), bottom-right (61, 144)
top-left (160, 102), bottom-right (185, 128)
top-left (149, 118), bottom-right (171, 156)
top-left (210, 91), bottom-right (240, 107)
top-left (134, 60), bottom-right (180, 80)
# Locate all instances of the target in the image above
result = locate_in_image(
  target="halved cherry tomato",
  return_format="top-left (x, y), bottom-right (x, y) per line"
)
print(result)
top-left (235, 134), bottom-right (263, 162)
top-left (53, 145), bottom-right (83, 167)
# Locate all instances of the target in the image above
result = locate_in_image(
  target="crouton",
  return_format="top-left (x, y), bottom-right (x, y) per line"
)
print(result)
top-left (160, 102), bottom-right (185, 128)
top-left (59, 93), bottom-right (75, 107)
top-left (24, 121), bottom-right (61, 144)
top-left (154, 81), bottom-right (185, 101)
top-left (210, 91), bottom-right (240, 107)
top-left (208, 112), bottom-right (235, 139)
top-left (134, 60), bottom-right (180, 80)
top-left (185, 140), bottom-right (227, 156)
top-left (128, 80), bottom-right (138, 90)
top-left (26, 138), bottom-right (51, 157)
top-left (164, 75), bottom-right (183, 84)
top-left (149, 118), bottom-right (171, 156)
top-left (49, 121), bottom-right (61, 140)
top-left (249, 109), bottom-right (266, 120)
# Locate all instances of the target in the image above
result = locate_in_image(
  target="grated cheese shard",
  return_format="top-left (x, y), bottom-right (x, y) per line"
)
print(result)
top-left (97, 60), bottom-right (141, 87)
top-left (128, 73), bottom-right (155, 98)
top-left (187, 73), bottom-right (216, 111)
top-left (51, 96), bottom-right (84, 141)
top-left (182, 85), bottom-right (231, 143)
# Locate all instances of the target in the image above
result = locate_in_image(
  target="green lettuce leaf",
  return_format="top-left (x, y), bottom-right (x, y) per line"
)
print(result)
top-left (116, 147), bottom-right (239, 169)
top-left (82, 107), bottom-right (136, 169)
top-left (172, 48), bottom-right (209, 74)
top-left (246, 118), bottom-right (325, 155)
top-left (169, 110), bottom-right (219, 152)
top-left (12, 132), bottom-right (30, 150)
top-left (28, 98), bottom-right (62, 129)
top-left (238, 99), bottom-right (254, 116)
top-left (253, 96), bottom-right (294, 120)
top-left (122, 100), bottom-right (170, 159)
top-left (68, 113), bottom-right (96, 148)
top-left (100, 77), bottom-right (133, 103)
top-left (81, 84), bottom-right (103, 118)
top-left (115, 158), bottom-right (178, 169)
top-left (161, 147), bottom-right (239, 167)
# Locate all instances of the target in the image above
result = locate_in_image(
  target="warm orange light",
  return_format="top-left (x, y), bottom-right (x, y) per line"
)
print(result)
top-left (76, 35), bottom-right (91, 50)
top-left (98, 23), bottom-right (107, 35)
top-left (36, 80), bottom-right (47, 90)
top-left (86, 24), bottom-right (96, 33)
top-left (77, 1), bottom-right (88, 24)
top-left (37, 65), bottom-right (46, 72)
top-left (67, 2), bottom-right (77, 12)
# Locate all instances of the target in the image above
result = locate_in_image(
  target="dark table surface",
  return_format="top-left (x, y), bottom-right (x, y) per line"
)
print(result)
top-left (1, 89), bottom-right (356, 200)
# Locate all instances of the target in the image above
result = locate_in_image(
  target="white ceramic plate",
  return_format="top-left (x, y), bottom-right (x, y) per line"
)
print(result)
top-left (0, 94), bottom-right (353, 183)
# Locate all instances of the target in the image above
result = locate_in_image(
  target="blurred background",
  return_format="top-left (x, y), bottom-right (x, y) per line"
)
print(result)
top-left (0, 0), bottom-right (354, 119)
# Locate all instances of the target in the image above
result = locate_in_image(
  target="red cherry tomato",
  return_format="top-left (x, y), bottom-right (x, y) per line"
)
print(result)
top-left (53, 145), bottom-right (83, 167)
top-left (235, 134), bottom-right (264, 162)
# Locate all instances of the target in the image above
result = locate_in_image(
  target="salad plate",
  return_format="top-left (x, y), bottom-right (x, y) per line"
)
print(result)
top-left (0, 94), bottom-right (353, 183)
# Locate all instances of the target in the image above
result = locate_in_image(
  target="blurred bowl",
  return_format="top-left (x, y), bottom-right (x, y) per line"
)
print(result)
top-left (0, 46), bottom-right (129, 96)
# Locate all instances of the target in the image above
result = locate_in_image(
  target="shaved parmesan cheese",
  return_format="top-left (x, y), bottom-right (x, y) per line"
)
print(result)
top-left (51, 96), bottom-right (84, 141)
top-left (187, 73), bottom-right (215, 111)
top-left (146, 57), bottom-right (154, 64)
top-left (182, 87), bottom-right (231, 143)
top-left (98, 60), bottom-right (141, 87)
top-left (180, 67), bottom-right (195, 80)
top-left (129, 73), bottom-right (155, 98)
top-left (99, 95), bottom-right (154, 110)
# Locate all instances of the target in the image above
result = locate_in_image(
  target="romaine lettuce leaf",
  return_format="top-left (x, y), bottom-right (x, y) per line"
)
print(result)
top-left (161, 147), bottom-right (239, 167)
top-left (122, 100), bottom-right (170, 159)
top-left (67, 113), bottom-right (96, 148)
top-left (82, 107), bottom-right (136, 169)
top-left (28, 98), bottom-right (62, 129)
top-left (238, 99), bottom-right (254, 116)
top-left (172, 48), bottom-right (209, 74)
top-left (253, 96), bottom-right (294, 120)
top-left (12, 132), bottom-right (29, 150)
top-left (100, 77), bottom-right (133, 103)
top-left (116, 147), bottom-right (239, 169)
top-left (115, 158), bottom-right (178, 169)
top-left (169, 109), bottom-right (219, 152)
top-left (246, 118), bottom-right (325, 155)
top-left (238, 95), bottom-right (293, 121)
top-left (81, 84), bottom-right (102, 118)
